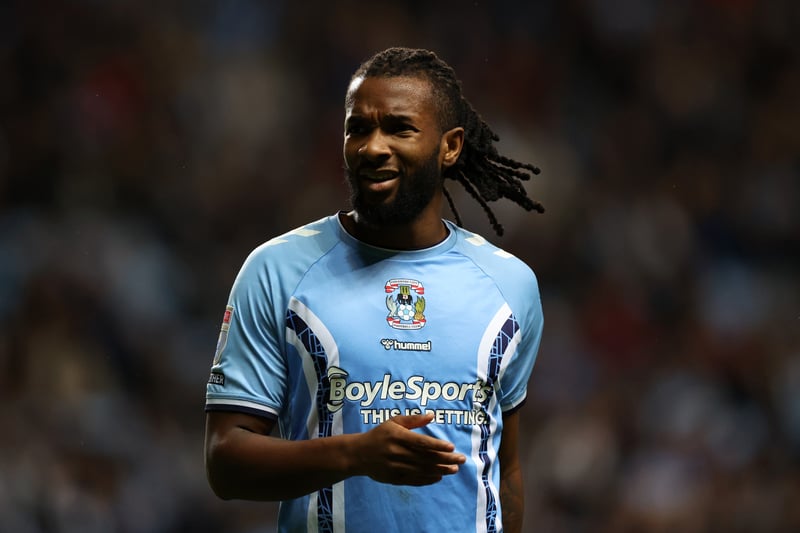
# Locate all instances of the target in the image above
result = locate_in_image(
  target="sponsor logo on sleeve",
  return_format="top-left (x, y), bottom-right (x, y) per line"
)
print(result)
top-left (212, 305), bottom-right (234, 365)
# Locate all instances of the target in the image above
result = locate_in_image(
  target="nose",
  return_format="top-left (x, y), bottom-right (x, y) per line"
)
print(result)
top-left (358, 129), bottom-right (391, 161)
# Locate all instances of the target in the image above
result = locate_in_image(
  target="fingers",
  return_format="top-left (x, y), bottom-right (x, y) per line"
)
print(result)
top-left (419, 452), bottom-right (466, 472)
top-left (385, 417), bottom-right (467, 469)
top-left (357, 414), bottom-right (468, 486)
top-left (390, 414), bottom-right (459, 454)
top-left (391, 413), bottom-right (436, 430)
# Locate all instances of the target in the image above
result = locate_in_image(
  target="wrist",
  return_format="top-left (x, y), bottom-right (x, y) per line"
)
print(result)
top-left (340, 433), bottom-right (365, 478)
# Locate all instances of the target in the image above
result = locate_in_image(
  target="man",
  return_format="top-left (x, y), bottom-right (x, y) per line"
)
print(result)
top-left (205, 47), bottom-right (544, 533)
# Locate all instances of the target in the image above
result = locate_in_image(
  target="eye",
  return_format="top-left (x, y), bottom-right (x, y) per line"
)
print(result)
top-left (345, 119), bottom-right (370, 136)
top-left (387, 123), bottom-right (418, 136)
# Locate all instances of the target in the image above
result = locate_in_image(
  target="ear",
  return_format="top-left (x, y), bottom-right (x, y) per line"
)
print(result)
top-left (440, 127), bottom-right (464, 170)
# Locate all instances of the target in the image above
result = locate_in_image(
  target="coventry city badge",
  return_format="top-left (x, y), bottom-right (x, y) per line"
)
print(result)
top-left (385, 279), bottom-right (426, 330)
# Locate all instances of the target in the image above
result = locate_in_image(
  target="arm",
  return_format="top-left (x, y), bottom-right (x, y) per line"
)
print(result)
top-left (204, 411), bottom-right (466, 501)
top-left (499, 409), bottom-right (524, 533)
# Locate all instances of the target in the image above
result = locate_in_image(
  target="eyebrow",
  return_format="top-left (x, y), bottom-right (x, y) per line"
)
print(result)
top-left (346, 112), bottom-right (419, 124)
top-left (382, 113), bottom-right (418, 123)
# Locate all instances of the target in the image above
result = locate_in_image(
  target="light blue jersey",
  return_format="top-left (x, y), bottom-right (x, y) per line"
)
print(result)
top-left (206, 213), bottom-right (544, 533)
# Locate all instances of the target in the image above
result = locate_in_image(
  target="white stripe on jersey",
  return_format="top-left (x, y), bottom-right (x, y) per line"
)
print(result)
top-left (333, 480), bottom-right (346, 533)
top-left (307, 492), bottom-right (319, 533)
top-left (285, 325), bottom-right (321, 439)
top-left (287, 297), bottom-right (346, 533)
top-left (472, 303), bottom-right (512, 533)
top-left (497, 318), bottom-right (522, 405)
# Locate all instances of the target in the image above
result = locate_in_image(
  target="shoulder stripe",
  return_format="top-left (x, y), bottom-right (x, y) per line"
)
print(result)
top-left (289, 227), bottom-right (322, 237)
top-left (465, 233), bottom-right (488, 246)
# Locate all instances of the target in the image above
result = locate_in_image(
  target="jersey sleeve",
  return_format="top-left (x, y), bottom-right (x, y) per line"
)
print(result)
top-left (205, 245), bottom-right (288, 419)
top-left (497, 268), bottom-right (543, 413)
top-left (451, 226), bottom-right (545, 414)
top-left (205, 215), bottom-right (341, 420)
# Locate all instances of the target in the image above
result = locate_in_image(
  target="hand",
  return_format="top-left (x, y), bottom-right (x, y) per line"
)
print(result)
top-left (353, 413), bottom-right (466, 486)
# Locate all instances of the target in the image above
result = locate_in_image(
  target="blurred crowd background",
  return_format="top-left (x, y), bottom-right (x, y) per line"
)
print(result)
top-left (1, 0), bottom-right (798, 532)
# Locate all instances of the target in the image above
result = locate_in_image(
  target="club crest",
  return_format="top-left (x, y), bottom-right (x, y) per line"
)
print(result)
top-left (385, 279), bottom-right (426, 330)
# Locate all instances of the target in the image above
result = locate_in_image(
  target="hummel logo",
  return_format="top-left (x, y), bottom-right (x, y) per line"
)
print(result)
top-left (379, 339), bottom-right (432, 352)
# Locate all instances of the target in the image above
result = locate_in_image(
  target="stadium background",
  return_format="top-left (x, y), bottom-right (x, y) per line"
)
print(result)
top-left (1, 1), bottom-right (798, 531)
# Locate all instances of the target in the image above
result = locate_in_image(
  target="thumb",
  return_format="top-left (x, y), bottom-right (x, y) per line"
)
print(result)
top-left (390, 413), bottom-right (434, 430)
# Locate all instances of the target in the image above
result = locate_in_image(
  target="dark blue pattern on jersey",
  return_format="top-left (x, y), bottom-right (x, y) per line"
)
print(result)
top-left (479, 313), bottom-right (519, 533)
top-left (286, 309), bottom-right (335, 533)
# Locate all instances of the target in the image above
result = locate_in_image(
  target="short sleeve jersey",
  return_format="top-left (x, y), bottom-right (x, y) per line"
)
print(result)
top-left (206, 213), bottom-right (544, 533)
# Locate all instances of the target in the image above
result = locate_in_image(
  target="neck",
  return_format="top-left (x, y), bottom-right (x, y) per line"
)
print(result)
top-left (340, 211), bottom-right (449, 250)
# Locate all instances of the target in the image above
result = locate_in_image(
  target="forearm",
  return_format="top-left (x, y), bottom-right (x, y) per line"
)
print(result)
top-left (498, 410), bottom-right (523, 533)
top-left (205, 411), bottom-right (464, 501)
top-left (500, 463), bottom-right (524, 533)
top-left (206, 425), bottom-right (361, 501)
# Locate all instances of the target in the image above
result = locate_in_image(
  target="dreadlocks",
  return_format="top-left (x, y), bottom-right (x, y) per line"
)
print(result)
top-left (351, 47), bottom-right (544, 236)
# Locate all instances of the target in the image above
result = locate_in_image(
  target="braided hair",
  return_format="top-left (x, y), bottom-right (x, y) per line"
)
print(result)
top-left (350, 47), bottom-right (544, 236)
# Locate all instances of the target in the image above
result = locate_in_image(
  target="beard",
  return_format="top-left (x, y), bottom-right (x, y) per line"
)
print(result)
top-left (346, 151), bottom-right (442, 227)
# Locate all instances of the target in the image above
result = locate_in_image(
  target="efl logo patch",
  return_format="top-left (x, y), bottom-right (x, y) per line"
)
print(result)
top-left (212, 305), bottom-right (234, 365)
top-left (385, 279), bottom-right (426, 330)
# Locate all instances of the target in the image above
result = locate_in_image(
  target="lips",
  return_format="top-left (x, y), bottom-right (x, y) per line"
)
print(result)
top-left (359, 168), bottom-right (399, 182)
top-left (356, 168), bottom-right (400, 196)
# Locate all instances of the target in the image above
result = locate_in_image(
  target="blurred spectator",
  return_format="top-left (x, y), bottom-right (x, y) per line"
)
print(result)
top-left (1, 0), bottom-right (797, 531)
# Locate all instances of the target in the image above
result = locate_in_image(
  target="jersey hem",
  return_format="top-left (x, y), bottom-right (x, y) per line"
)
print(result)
top-left (205, 398), bottom-right (280, 419)
top-left (501, 395), bottom-right (527, 415)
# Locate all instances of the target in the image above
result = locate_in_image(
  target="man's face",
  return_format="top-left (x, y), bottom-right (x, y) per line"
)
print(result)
top-left (343, 75), bottom-right (445, 227)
